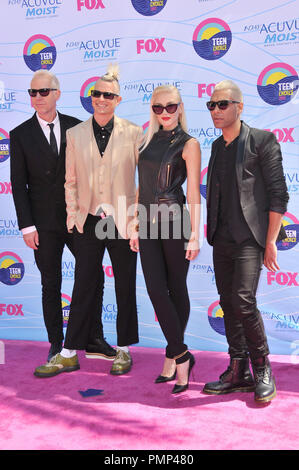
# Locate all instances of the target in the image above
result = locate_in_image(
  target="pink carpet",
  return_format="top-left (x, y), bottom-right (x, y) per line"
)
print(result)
top-left (0, 340), bottom-right (298, 450)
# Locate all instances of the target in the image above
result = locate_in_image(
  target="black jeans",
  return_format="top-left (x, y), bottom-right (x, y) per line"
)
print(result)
top-left (64, 215), bottom-right (138, 349)
top-left (139, 220), bottom-right (190, 359)
top-left (34, 229), bottom-right (74, 344)
top-left (213, 237), bottom-right (269, 360)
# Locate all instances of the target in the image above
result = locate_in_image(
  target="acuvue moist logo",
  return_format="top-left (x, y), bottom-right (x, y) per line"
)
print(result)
top-left (0, 251), bottom-right (25, 286)
top-left (257, 62), bottom-right (299, 105)
top-left (80, 76), bottom-right (100, 113)
top-left (131, 0), bottom-right (167, 16)
top-left (0, 129), bottom-right (10, 163)
top-left (23, 34), bottom-right (56, 71)
top-left (193, 18), bottom-right (232, 60)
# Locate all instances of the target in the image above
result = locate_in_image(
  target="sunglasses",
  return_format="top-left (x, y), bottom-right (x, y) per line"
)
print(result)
top-left (206, 100), bottom-right (240, 111)
top-left (91, 90), bottom-right (119, 100)
top-left (152, 103), bottom-right (180, 115)
top-left (28, 88), bottom-right (57, 97)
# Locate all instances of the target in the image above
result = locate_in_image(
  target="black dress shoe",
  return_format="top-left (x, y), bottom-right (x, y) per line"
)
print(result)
top-left (155, 371), bottom-right (177, 383)
top-left (172, 354), bottom-right (195, 394)
top-left (47, 342), bottom-right (62, 362)
top-left (252, 356), bottom-right (276, 404)
top-left (202, 357), bottom-right (255, 395)
top-left (85, 338), bottom-right (116, 361)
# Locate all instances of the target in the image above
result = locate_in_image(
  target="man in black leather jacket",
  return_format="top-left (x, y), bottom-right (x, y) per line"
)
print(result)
top-left (203, 80), bottom-right (289, 404)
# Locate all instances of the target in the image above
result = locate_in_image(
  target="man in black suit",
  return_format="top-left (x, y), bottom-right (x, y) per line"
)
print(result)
top-left (10, 70), bottom-right (112, 363)
top-left (203, 80), bottom-right (289, 404)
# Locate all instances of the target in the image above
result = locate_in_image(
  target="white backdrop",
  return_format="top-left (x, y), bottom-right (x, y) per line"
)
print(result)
top-left (0, 0), bottom-right (298, 356)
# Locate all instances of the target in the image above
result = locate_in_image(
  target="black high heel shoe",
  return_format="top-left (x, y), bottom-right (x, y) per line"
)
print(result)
top-left (155, 370), bottom-right (177, 383)
top-left (172, 353), bottom-right (195, 394)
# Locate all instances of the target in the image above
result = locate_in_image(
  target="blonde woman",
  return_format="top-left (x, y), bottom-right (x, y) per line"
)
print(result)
top-left (131, 86), bottom-right (201, 393)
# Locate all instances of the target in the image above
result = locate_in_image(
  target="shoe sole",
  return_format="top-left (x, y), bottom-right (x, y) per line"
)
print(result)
top-left (254, 384), bottom-right (277, 404)
top-left (202, 385), bottom-right (256, 395)
top-left (110, 362), bottom-right (132, 376)
top-left (34, 365), bottom-right (80, 378)
top-left (85, 353), bottom-right (116, 361)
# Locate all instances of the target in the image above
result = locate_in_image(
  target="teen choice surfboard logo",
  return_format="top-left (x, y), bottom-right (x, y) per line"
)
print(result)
top-left (80, 76), bottom-right (100, 114)
top-left (23, 34), bottom-right (56, 71)
top-left (0, 252), bottom-right (25, 286)
top-left (257, 63), bottom-right (299, 105)
top-left (193, 18), bottom-right (232, 60)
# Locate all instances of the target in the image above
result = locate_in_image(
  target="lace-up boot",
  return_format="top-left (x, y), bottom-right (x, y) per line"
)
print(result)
top-left (203, 357), bottom-right (255, 395)
top-left (252, 356), bottom-right (276, 404)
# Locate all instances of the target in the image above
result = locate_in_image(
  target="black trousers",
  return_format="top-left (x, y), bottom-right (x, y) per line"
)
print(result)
top-left (64, 215), bottom-right (139, 349)
top-left (213, 237), bottom-right (270, 361)
top-left (139, 220), bottom-right (190, 359)
top-left (34, 229), bottom-right (74, 344)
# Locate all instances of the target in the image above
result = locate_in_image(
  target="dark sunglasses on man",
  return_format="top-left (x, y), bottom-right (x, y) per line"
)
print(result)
top-left (28, 88), bottom-right (57, 97)
top-left (91, 90), bottom-right (119, 100)
top-left (206, 99), bottom-right (240, 111)
top-left (152, 103), bottom-right (180, 115)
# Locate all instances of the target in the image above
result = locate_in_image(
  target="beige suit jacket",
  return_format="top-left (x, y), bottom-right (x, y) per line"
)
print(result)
top-left (65, 115), bottom-right (143, 239)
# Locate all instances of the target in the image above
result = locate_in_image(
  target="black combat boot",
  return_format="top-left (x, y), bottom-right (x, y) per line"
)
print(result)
top-left (202, 357), bottom-right (255, 395)
top-left (251, 356), bottom-right (276, 404)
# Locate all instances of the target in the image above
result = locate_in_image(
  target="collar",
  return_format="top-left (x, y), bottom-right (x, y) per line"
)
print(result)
top-left (92, 116), bottom-right (114, 134)
top-left (36, 111), bottom-right (59, 128)
top-left (156, 124), bottom-right (181, 139)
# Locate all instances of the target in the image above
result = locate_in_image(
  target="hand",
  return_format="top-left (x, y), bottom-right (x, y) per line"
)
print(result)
top-left (23, 230), bottom-right (39, 250)
top-left (264, 241), bottom-right (279, 272)
top-left (185, 238), bottom-right (200, 261)
top-left (130, 236), bottom-right (139, 252)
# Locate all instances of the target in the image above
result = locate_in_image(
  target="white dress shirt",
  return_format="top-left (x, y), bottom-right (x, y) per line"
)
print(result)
top-left (22, 112), bottom-right (61, 235)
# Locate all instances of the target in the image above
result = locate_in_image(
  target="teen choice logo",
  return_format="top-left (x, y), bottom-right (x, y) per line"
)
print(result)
top-left (277, 212), bottom-right (299, 251)
top-left (61, 293), bottom-right (71, 327)
top-left (0, 129), bottom-right (10, 163)
top-left (193, 18), bottom-right (232, 60)
top-left (0, 251), bottom-right (25, 286)
top-left (23, 34), bottom-right (56, 71)
top-left (80, 76), bottom-right (100, 114)
top-left (200, 167), bottom-right (208, 199)
top-left (257, 63), bottom-right (299, 105)
top-left (131, 0), bottom-right (167, 16)
top-left (208, 300), bottom-right (225, 336)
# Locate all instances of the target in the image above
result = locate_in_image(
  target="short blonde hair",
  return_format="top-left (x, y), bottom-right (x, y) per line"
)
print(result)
top-left (214, 80), bottom-right (243, 102)
top-left (141, 85), bottom-right (187, 151)
top-left (31, 70), bottom-right (60, 89)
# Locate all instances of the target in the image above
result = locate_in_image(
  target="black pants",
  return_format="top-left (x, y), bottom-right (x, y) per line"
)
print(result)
top-left (64, 215), bottom-right (138, 349)
top-left (213, 237), bottom-right (269, 361)
top-left (139, 220), bottom-right (190, 359)
top-left (34, 229), bottom-right (74, 344)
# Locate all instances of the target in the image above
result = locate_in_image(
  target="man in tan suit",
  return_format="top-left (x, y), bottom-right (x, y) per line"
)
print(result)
top-left (34, 65), bottom-right (143, 378)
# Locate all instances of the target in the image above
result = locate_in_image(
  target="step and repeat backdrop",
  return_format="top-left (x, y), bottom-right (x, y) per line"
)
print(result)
top-left (0, 0), bottom-right (298, 357)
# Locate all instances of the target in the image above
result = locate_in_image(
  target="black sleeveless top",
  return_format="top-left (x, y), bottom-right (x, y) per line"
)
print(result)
top-left (138, 125), bottom-right (192, 221)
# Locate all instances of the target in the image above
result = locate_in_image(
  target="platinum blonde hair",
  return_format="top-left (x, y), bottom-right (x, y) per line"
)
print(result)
top-left (96, 63), bottom-right (120, 95)
top-left (31, 69), bottom-right (60, 90)
top-left (213, 80), bottom-right (243, 102)
top-left (140, 85), bottom-right (188, 151)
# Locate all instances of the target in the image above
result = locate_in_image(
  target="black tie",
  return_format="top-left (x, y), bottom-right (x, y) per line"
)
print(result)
top-left (48, 123), bottom-right (58, 155)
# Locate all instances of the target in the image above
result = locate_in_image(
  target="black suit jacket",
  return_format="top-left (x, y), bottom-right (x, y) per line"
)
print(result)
top-left (206, 121), bottom-right (289, 248)
top-left (10, 111), bottom-right (81, 231)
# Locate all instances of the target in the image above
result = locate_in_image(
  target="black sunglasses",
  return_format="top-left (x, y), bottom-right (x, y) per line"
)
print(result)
top-left (152, 103), bottom-right (180, 115)
top-left (28, 88), bottom-right (57, 97)
top-left (91, 90), bottom-right (119, 100)
top-left (206, 100), bottom-right (240, 111)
